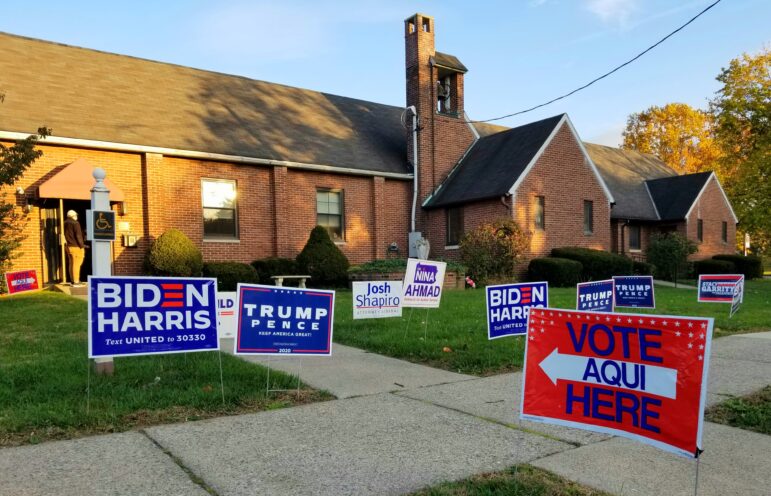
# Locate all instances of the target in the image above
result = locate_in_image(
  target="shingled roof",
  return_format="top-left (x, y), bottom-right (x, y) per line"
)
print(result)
top-left (645, 172), bottom-right (713, 221)
top-left (0, 32), bottom-right (410, 175)
top-left (585, 143), bottom-right (677, 220)
top-left (425, 115), bottom-right (565, 208)
top-left (433, 52), bottom-right (468, 73)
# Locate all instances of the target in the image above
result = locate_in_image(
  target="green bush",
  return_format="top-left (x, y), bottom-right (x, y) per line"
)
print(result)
top-left (348, 258), bottom-right (467, 274)
top-left (202, 262), bottom-right (260, 291)
top-left (144, 229), bottom-right (203, 277)
top-left (296, 226), bottom-right (350, 287)
top-left (550, 247), bottom-right (632, 281)
top-left (527, 257), bottom-right (583, 287)
top-left (712, 254), bottom-right (763, 279)
top-left (251, 257), bottom-right (299, 285)
top-left (633, 260), bottom-right (655, 276)
top-left (693, 259), bottom-right (736, 276)
top-left (459, 218), bottom-right (530, 283)
top-left (645, 233), bottom-right (697, 283)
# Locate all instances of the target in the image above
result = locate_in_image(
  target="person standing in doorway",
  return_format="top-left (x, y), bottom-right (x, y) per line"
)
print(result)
top-left (64, 210), bottom-right (85, 286)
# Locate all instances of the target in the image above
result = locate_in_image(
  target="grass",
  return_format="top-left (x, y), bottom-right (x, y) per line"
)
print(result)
top-left (706, 386), bottom-right (771, 435)
top-left (0, 291), bottom-right (331, 447)
top-left (410, 465), bottom-right (610, 496)
top-left (333, 279), bottom-right (771, 375)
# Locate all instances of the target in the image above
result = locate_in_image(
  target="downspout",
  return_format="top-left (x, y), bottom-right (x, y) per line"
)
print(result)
top-left (407, 105), bottom-right (419, 232)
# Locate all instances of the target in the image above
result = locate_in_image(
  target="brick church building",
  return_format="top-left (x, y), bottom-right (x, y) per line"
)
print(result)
top-left (0, 13), bottom-right (737, 285)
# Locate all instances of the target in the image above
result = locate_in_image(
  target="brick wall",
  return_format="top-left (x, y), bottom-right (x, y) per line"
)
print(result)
top-left (513, 123), bottom-right (611, 259)
top-left (3, 141), bottom-right (412, 283)
top-left (686, 176), bottom-right (736, 259)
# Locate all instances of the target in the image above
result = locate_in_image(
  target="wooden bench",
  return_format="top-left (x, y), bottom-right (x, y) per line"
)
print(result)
top-left (271, 275), bottom-right (312, 288)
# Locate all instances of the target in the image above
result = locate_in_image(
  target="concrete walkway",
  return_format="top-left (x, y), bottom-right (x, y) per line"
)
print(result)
top-left (0, 333), bottom-right (769, 495)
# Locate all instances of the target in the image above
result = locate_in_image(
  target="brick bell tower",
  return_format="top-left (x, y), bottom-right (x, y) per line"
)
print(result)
top-left (405, 13), bottom-right (475, 256)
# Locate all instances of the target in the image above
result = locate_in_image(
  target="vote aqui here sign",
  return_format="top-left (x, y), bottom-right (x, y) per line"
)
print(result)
top-left (521, 308), bottom-right (713, 457)
top-left (235, 284), bottom-right (334, 356)
top-left (486, 282), bottom-right (548, 339)
top-left (4, 269), bottom-right (40, 295)
top-left (352, 281), bottom-right (402, 319)
top-left (88, 276), bottom-right (219, 357)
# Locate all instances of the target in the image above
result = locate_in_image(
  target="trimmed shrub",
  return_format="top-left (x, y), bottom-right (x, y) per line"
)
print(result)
top-left (527, 257), bottom-right (582, 287)
top-left (550, 247), bottom-right (632, 281)
top-left (251, 257), bottom-right (299, 285)
top-left (203, 262), bottom-right (260, 291)
top-left (144, 228), bottom-right (203, 277)
top-left (459, 218), bottom-right (530, 283)
top-left (645, 232), bottom-right (697, 283)
top-left (633, 260), bottom-right (655, 276)
top-left (693, 259), bottom-right (736, 276)
top-left (296, 226), bottom-right (350, 287)
top-left (712, 254), bottom-right (763, 279)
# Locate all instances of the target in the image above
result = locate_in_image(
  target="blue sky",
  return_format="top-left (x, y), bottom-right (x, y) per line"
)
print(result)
top-left (1, 0), bottom-right (768, 145)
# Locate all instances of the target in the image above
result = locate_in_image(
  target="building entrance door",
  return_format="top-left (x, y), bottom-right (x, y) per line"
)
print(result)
top-left (41, 202), bottom-right (63, 284)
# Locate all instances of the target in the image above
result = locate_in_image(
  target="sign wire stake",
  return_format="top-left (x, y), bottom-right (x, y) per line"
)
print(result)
top-left (217, 350), bottom-right (226, 406)
top-left (265, 362), bottom-right (272, 398)
top-left (296, 359), bottom-right (302, 399)
top-left (423, 308), bottom-right (429, 341)
top-left (694, 453), bottom-right (701, 496)
top-left (86, 358), bottom-right (91, 415)
top-left (403, 307), bottom-right (415, 338)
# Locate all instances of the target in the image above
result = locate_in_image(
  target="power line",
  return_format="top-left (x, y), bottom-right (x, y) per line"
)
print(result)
top-left (465, 0), bottom-right (723, 124)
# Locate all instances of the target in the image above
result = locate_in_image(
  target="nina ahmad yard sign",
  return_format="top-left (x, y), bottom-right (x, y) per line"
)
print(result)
top-left (235, 284), bottom-right (335, 356)
top-left (88, 276), bottom-right (219, 357)
top-left (401, 258), bottom-right (446, 308)
top-left (521, 308), bottom-right (713, 457)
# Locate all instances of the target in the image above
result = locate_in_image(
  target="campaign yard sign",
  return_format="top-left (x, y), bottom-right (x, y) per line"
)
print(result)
top-left (486, 282), bottom-right (548, 339)
top-left (217, 291), bottom-right (237, 338)
top-left (521, 308), bottom-right (713, 457)
top-left (353, 281), bottom-right (402, 319)
top-left (401, 259), bottom-right (447, 308)
top-left (4, 269), bottom-right (40, 295)
top-left (235, 284), bottom-right (334, 356)
top-left (613, 275), bottom-right (655, 308)
top-left (730, 279), bottom-right (744, 318)
top-left (88, 277), bottom-right (219, 357)
top-left (698, 274), bottom-right (744, 303)
top-left (576, 280), bottom-right (614, 312)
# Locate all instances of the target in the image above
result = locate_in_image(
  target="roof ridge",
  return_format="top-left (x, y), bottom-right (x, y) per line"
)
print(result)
top-left (0, 30), bottom-right (403, 112)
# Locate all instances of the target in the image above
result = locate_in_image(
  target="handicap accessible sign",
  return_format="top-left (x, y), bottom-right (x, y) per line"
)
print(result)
top-left (576, 279), bottom-right (614, 312)
top-left (486, 282), bottom-right (548, 339)
top-left (88, 276), bottom-right (219, 357)
top-left (613, 275), bottom-right (655, 308)
top-left (235, 284), bottom-right (335, 356)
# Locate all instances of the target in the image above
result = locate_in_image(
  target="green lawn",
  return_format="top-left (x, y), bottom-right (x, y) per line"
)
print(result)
top-left (334, 280), bottom-right (771, 375)
top-left (706, 386), bottom-right (771, 435)
top-left (0, 292), bottom-right (330, 447)
top-left (410, 465), bottom-right (610, 496)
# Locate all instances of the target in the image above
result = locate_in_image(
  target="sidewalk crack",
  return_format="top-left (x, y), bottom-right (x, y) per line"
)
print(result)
top-left (141, 430), bottom-right (221, 496)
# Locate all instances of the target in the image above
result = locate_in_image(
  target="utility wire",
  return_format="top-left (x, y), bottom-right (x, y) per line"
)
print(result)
top-left (465, 0), bottom-right (722, 124)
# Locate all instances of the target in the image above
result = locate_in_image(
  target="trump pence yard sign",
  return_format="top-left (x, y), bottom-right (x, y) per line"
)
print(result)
top-left (521, 308), bottom-right (713, 457)
top-left (613, 275), bottom-right (655, 308)
top-left (576, 279), bottom-right (614, 312)
top-left (235, 284), bottom-right (335, 356)
top-left (88, 276), bottom-right (219, 357)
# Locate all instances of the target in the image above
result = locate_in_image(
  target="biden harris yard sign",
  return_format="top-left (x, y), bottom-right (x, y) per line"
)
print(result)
top-left (486, 282), bottom-right (548, 339)
top-left (235, 284), bottom-right (335, 356)
top-left (88, 276), bottom-right (219, 358)
top-left (401, 259), bottom-right (446, 308)
top-left (353, 281), bottom-right (402, 319)
top-left (521, 308), bottom-right (713, 457)
top-left (613, 275), bottom-right (655, 308)
top-left (576, 279), bottom-right (614, 312)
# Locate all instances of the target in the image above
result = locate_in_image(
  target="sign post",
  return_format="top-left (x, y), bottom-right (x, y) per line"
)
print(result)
top-left (90, 168), bottom-right (115, 375)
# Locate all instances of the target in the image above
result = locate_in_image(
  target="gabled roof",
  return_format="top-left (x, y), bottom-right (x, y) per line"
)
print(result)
top-left (0, 32), bottom-right (409, 175)
top-left (645, 172), bottom-right (713, 221)
top-left (586, 143), bottom-right (677, 220)
top-left (433, 52), bottom-right (468, 73)
top-left (424, 115), bottom-right (565, 208)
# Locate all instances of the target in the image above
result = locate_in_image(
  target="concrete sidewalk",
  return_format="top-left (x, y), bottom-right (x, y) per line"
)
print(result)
top-left (0, 333), bottom-right (768, 495)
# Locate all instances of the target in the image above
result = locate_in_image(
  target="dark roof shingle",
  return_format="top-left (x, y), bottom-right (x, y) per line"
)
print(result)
top-left (645, 172), bottom-right (713, 220)
top-left (425, 115), bottom-right (564, 208)
top-left (0, 32), bottom-right (409, 175)
top-left (433, 52), bottom-right (468, 73)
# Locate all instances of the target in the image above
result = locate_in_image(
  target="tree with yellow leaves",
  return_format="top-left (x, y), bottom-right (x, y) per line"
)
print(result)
top-left (621, 102), bottom-right (721, 175)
